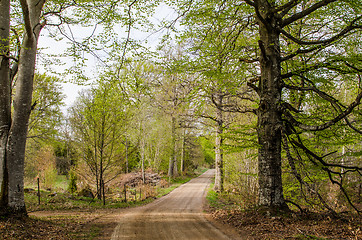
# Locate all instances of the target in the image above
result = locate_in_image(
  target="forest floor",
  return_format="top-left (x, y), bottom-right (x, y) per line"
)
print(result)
top-left (206, 206), bottom-right (362, 239)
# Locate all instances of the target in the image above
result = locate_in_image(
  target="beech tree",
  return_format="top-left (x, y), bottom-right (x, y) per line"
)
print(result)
top-left (0, 0), bottom-right (46, 215)
top-left (250, 0), bottom-right (361, 212)
top-left (117, 57), bottom-right (204, 176)
top-left (0, 0), bottom-right (162, 215)
top-left (172, 0), bottom-right (362, 212)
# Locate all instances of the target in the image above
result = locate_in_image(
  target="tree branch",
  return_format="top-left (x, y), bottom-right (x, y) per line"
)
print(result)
top-left (344, 117), bottom-right (362, 134)
top-left (283, 90), bottom-right (362, 131)
top-left (282, 132), bottom-right (337, 214)
top-left (274, 0), bottom-right (300, 17)
top-left (243, 0), bottom-right (255, 7)
top-left (283, 81), bottom-right (344, 108)
top-left (290, 138), bottom-right (362, 172)
top-left (279, 22), bottom-right (362, 46)
top-left (281, 62), bottom-right (334, 79)
top-left (19, 0), bottom-right (33, 38)
top-left (281, 0), bottom-right (337, 27)
top-left (281, 45), bottom-right (324, 62)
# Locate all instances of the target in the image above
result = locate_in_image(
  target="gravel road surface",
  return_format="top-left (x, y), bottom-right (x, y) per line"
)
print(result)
top-left (111, 169), bottom-right (230, 240)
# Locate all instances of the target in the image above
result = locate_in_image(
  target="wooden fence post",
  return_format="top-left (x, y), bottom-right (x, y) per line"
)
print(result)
top-left (124, 184), bottom-right (127, 203)
top-left (145, 184), bottom-right (147, 199)
top-left (37, 177), bottom-right (40, 205)
top-left (102, 179), bottom-right (106, 206)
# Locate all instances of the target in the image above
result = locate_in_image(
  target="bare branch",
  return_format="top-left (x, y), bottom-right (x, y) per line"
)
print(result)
top-left (281, 62), bottom-right (334, 79)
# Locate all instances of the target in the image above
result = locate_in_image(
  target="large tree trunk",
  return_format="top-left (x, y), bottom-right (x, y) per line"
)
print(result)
top-left (256, 0), bottom-right (287, 210)
top-left (0, 0), bottom-right (11, 211)
top-left (214, 92), bottom-right (224, 192)
top-left (5, 0), bottom-right (45, 214)
top-left (7, 35), bottom-right (37, 214)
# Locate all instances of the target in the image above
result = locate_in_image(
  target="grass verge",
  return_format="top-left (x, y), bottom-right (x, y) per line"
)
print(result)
top-left (25, 173), bottom-right (199, 212)
top-left (0, 172), bottom-right (205, 239)
top-left (1, 169), bottom-right (209, 239)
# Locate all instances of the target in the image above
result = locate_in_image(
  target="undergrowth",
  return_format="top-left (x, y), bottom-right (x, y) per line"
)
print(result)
top-left (205, 188), bottom-right (362, 240)
top-left (25, 172), bottom-right (199, 212)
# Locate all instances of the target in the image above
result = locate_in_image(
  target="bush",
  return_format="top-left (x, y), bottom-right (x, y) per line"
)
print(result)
top-left (68, 170), bottom-right (78, 193)
top-left (43, 167), bottom-right (57, 190)
top-left (32, 145), bottom-right (58, 190)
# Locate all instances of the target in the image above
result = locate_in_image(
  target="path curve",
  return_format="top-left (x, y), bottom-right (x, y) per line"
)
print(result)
top-left (111, 169), bottom-right (229, 240)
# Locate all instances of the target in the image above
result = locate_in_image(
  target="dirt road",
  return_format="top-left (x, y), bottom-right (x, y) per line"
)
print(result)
top-left (111, 169), bottom-right (230, 240)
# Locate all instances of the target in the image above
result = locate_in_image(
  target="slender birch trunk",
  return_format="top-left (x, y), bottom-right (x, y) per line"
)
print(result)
top-left (168, 116), bottom-right (177, 178)
top-left (180, 129), bottom-right (185, 175)
top-left (141, 136), bottom-right (145, 184)
top-left (125, 138), bottom-right (129, 173)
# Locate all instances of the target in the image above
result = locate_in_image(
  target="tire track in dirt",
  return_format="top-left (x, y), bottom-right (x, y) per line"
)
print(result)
top-left (111, 169), bottom-right (230, 240)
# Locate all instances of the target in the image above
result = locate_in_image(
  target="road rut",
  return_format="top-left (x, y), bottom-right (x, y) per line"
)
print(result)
top-left (111, 169), bottom-right (229, 240)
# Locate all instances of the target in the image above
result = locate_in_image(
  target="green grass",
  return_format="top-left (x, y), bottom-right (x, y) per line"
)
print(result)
top-left (206, 184), bottom-right (221, 208)
top-left (54, 175), bottom-right (69, 190)
top-left (205, 184), bottom-right (244, 210)
top-left (25, 189), bottom-right (157, 211)
top-left (23, 170), bottom-right (210, 239)
top-left (25, 174), bottom-right (69, 191)
top-left (70, 225), bottom-right (101, 240)
top-left (25, 173), bottom-right (199, 212)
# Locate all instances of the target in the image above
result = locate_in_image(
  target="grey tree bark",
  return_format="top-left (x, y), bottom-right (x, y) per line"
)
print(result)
top-left (141, 136), bottom-right (146, 184)
top-left (214, 92), bottom-right (224, 192)
top-left (180, 128), bottom-right (185, 175)
top-left (168, 116), bottom-right (177, 178)
top-left (0, 0), bottom-right (11, 210)
top-left (0, 0), bottom-right (45, 214)
top-left (255, 0), bottom-right (287, 210)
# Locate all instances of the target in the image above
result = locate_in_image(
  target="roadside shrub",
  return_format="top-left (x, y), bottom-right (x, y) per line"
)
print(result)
top-left (68, 170), bottom-right (78, 193)
top-left (33, 145), bottom-right (58, 190)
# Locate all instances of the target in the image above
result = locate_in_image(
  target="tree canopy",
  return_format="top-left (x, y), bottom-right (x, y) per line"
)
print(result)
top-left (0, 0), bottom-right (361, 216)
